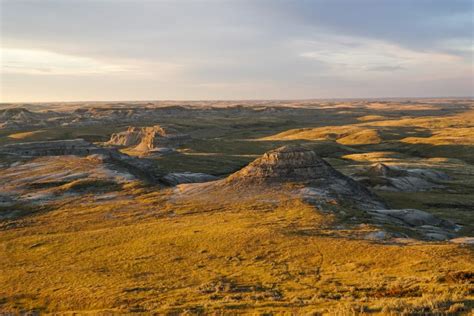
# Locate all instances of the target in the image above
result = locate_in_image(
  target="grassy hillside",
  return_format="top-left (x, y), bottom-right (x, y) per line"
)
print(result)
top-left (1, 99), bottom-right (473, 314)
top-left (1, 188), bottom-right (473, 314)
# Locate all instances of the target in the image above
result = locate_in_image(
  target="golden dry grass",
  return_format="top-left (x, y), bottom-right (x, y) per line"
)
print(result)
top-left (401, 127), bottom-right (474, 145)
top-left (261, 125), bottom-right (383, 146)
top-left (337, 129), bottom-right (382, 145)
top-left (357, 115), bottom-right (389, 122)
top-left (1, 100), bottom-right (474, 314)
top-left (260, 108), bottom-right (474, 165)
top-left (0, 187), bottom-right (473, 314)
top-left (7, 130), bottom-right (44, 140)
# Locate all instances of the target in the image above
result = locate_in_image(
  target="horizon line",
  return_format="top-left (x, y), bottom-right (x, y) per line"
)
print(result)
top-left (1, 95), bottom-right (473, 105)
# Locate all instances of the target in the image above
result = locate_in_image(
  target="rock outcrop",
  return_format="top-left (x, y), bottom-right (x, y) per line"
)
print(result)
top-left (0, 139), bottom-right (107, 157)
top-left (0, 108), bottom-right (42, 122)
top-left (226, 145), bottom-right (386, 209)
top-left (0, 154), bottom-right (139, 218)
top-left (369, 208), bottom-right (455, 228)
top-left (227, 146), bottom-right (343, 182)
top-left (162, 172), bottom-right (218, 186)
top-left (0, 108), bottom-right (61, 130)
top-left (134, 126), bottom-right (190, 152)
top-left (106, 125), bottom-right (190, 153)
top-left (0, 139), bottom-right (162, 183)
top-left (368, 209), bottom-right (457, 240)
top-left (354, 163), bottom-right (449, 192)
top-left (220, 146), bottom-right (458, 240)
top-left (107, 127), bottom-right (144, 147)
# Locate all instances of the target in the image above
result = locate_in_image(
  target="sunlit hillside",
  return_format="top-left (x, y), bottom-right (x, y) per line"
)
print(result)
top-left (0, 99), bottom-right (473, 314)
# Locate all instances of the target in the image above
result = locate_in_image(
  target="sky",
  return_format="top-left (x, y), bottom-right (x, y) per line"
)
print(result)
top-left (0, 0), bottom-right (473, 102)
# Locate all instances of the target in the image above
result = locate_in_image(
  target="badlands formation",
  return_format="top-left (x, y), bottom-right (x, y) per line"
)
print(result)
top-left (106, 125), bottom-right (191, 154)
top-left (224, 145), bottom-right (386, 210)
top-left (180, 145), bottom-right (458, 241)
top-left (0, 99), bottom-right (473, 314)
top-left (354, 162), bottom-right (450, 192)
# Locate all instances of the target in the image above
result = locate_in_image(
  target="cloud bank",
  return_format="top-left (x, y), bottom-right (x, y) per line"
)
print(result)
top-left (1, 0), bottom-right (472, 101)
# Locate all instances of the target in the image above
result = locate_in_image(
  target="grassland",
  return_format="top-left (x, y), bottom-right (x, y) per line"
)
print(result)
top-left (1, 187), bottom-right (473, 314)
top-left (0, 99), bottom-right (473, 314)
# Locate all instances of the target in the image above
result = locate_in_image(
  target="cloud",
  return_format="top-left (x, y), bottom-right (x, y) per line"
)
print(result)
top-left (367, 65), bottom-right (404, 72)
top-left (264, 0), bottom-right (473, 58)
top-left (0, 0), bottom-right (472, 101)
top-left (297, 35), bottom-right (463, 76)
top-left (1, 48), bottom-right (130, 75)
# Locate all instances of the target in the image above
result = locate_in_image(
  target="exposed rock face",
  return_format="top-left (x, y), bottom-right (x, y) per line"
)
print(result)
top-left (134, 126), bottom-right (190, 152)
top-left (226, 146), bottom-right (386, 209)
top-left (162, 172), bottom-right (218, 186)
top-left (368, 209), bottom-right (457, 240)
top-left (0, 108), bottom-right (41, 122)
top-left (171, 145), bottom-right (458, 241)
top-left (228, 146), bottom-right (340, 182)
top-left (0, 155), bottom-right (139, 219)
top-left (74, 107), bottom-right (143, 121)
top-left (0, 139), bottom-right (108, 157)
top-left (72, 106), bottom-right (190, 123)
top-left (222, 146), bottom-right (458, 240)
top-left (0, 108), bottom-right (61, 130)
top-left (362, 163), bottom-right (408, 178)
top-left (0, 106), bottom-right (196, 131)
top-left (0, 139), bottom-right (161, 183)
top-left (355, 163), bottom-right (449, 192)
top-left (107, 127), bottom-right (144, 147)
top-left (369, 209), bottom-right (455, 228)
top-left (106, 125), bottom-right (190, 152)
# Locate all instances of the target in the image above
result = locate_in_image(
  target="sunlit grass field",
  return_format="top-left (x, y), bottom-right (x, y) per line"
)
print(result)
top-left (0, 100), bottom-right (473, 314)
